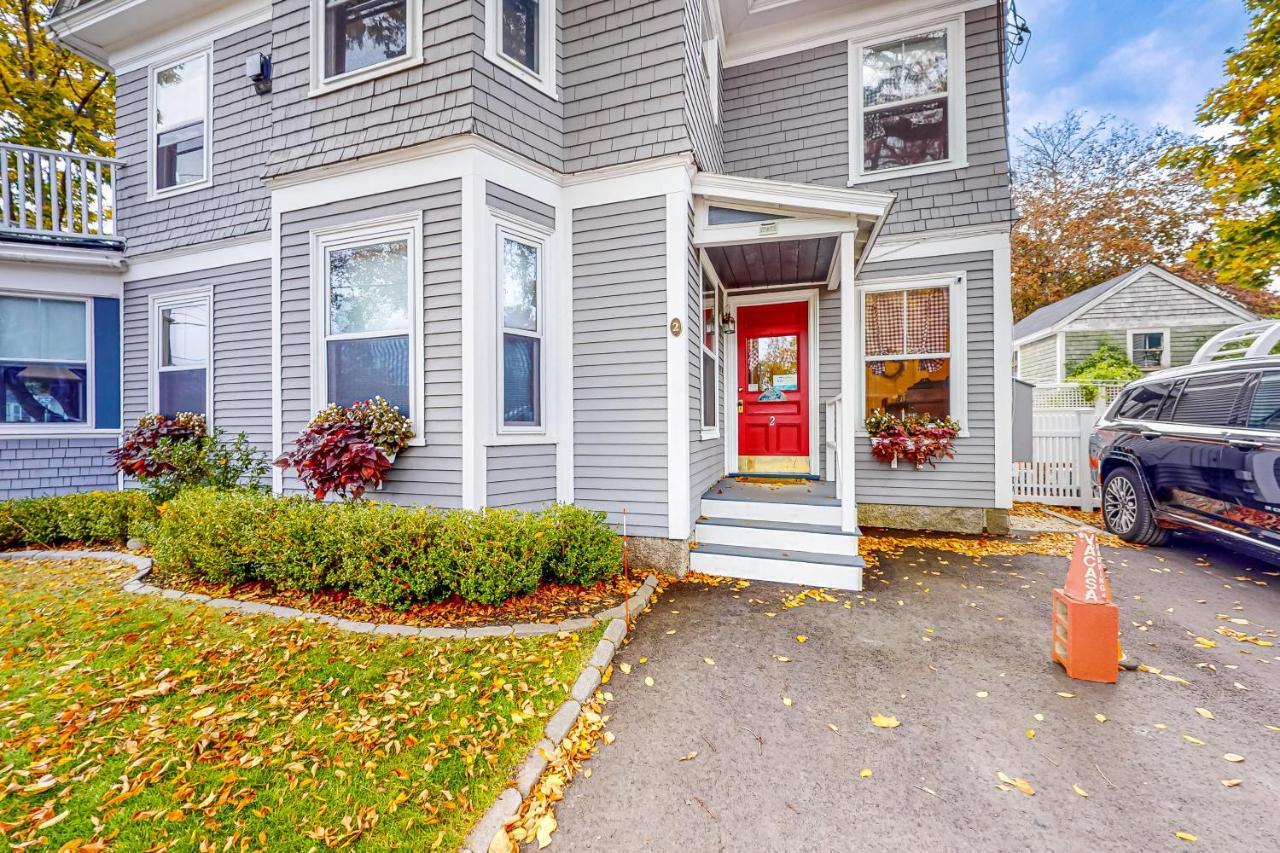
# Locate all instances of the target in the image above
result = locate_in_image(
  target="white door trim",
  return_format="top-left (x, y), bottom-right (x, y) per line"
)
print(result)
top-left (724, 287), bottom-right (821, 477)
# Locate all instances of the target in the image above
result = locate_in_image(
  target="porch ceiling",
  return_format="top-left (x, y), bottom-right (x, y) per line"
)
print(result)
top-left (705, 236), bottom-right (837, 289)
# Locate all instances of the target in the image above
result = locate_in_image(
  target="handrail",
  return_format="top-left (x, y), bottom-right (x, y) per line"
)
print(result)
top-left (825, 393), bottom-right (843, 501)
top-left (1, 142), bottom-right (121, 241)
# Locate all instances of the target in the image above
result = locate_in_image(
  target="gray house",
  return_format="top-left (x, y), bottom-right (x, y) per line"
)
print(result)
top-left (1014, 264), bottom-right (1257, 383)
top-left (3, 0), bottom-right (1018, 590)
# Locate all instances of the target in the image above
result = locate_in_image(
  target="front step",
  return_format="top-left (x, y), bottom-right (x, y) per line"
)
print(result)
top-left (699, 495), bottom-right (842, 526)
top-left (695, 516), bottom-right (856, 555)
top-left (689, 542), bottom-right (864, 591)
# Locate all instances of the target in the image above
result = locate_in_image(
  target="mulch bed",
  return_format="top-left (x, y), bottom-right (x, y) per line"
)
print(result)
top-left (145, 566), bottom-right (652, 628)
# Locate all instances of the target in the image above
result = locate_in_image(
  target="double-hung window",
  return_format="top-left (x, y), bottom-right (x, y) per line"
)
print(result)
top-left (314, 217), bottom-right (423, 435)
top-left (0, 295), bottom-right (89, 426)
top-left (851, 18), bottom-right (965, 182)
top-left (314, 0), bottom-right (421, 90)
top-left (861, 277), bottom-right (965, 423)
top-left (152, 291), bottom-right (212, 417)
top-left (151, 52), bottom-right (210, 195)
top-left (498, 227), bottom-right (544, 430)
top-left (700, 265), bottom-right (721, 432)
top-left (485, 0), bottom-right (555, 96)
top-left (1129, 330), bottom-right (1168, 370)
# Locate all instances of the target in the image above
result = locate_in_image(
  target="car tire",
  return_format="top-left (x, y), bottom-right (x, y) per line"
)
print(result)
top-left (1102, 466), bottom-right (1169, 546)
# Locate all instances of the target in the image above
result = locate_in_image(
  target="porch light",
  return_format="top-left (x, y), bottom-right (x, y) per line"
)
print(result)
top-left (721, 311), bottom-right (736, 335)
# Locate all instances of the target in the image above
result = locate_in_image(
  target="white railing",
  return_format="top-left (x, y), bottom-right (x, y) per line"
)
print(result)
top-left (825, 393), bottom-right (843, 500)
top-left (1013, 408), bottom-right (1099, 509)
top-left (1, 142), bottom-right (119, 240)
top-left (1031, 382), bottom-right (1128, 410)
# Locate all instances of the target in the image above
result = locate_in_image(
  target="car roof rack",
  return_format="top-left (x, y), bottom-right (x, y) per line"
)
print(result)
top-left (1191, 320), bottom-right (1280, 364)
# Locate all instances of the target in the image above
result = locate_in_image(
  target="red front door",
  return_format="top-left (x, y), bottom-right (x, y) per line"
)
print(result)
top-left (737, 301), bottom-right (809, 473)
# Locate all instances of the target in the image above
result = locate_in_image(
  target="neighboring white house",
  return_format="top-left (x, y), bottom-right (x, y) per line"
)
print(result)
top-left (1014, 264), bottom-right (1258, 384)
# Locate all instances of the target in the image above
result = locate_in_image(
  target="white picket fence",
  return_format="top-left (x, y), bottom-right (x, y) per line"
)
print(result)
top-left (1031, 382), bottom-right (1128, 409)
top-left (1013, 408), bottom-right (1100, 509)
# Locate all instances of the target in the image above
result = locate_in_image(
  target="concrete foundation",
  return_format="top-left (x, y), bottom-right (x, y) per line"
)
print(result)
top-left (857, 503), bottom-right (1010, 536)
top-left (624, 535), bottom-right (689, 576)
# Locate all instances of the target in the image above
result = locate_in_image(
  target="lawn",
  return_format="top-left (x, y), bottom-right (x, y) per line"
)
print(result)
top-left (0, 557), bottom-right (600, 850)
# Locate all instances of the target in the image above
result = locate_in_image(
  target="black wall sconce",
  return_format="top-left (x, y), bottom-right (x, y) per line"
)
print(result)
top-left (721, 311), bottom-right (736, 335)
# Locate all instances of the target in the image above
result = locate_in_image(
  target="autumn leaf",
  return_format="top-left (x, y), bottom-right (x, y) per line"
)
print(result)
top-left (677, 751), bottom-right (697, 762)
top-left (1195, 708), bottom-right (1214, 720)
top-left (783, 697), bottom-right (793, 707)
top-left (1072, 784), bottom-right (1089, 798)
top-left (644, 676), bottom-right (654, 687)
top-left (191, 705), bottom-right (217, 720)
top-left (1174, 831), bottom-right (1198, 842)
top-left (859, 768), bottom-right (873, 778)
top-left (1223, 753), bottom-right (1244, 763)
top-left (870, 714), bottom-right (900, 729)
top-left (1094, 713), bottom-right (1107, 723)
top-left (796, 635), bottom-right (808, 644)
top-left (1057, 692), bottom-right (1076, 698)
top-left (1221, 779), bottom-right (1242, 788)
top-left (703, 657), bottom-right (715, 666)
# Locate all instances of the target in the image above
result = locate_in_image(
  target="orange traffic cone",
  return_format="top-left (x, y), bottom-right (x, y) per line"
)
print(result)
top-left (1051, 529), bottom-right (1119, 684)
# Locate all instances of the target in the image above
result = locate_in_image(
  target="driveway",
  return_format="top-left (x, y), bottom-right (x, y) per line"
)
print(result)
top-left (542, 535), bottom-right (1279, 852)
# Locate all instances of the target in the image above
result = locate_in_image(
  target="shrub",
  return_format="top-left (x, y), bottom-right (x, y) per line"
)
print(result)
top-left (1066, 342), bottom-right (1144, 402)
top-left (112, 414), bottom-right (268, 502)
top-left (111, 413), bottom-right (207, 479)
top-left (149, 488), bottom-right (271, 585)
top-left (430, 509), bottom-right (543, 605)
top-left (256, 498), bottom-right (345, 591)
top-left (0, 491), bottom-right (156, 548)
top-left (310, 397), bottom-right (414, 455)
top-left (331, 503), bottom-right (445, 608)
top-left (538, 503), bottom-right (622, 586)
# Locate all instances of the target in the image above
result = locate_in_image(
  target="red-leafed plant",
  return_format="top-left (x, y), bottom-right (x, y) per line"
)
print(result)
top-left (865, 409), bottom-right (960, 469)
top-left (111, 413), bottom-right (207, 478)
top-left (275, 399), bottom-right (412, 500)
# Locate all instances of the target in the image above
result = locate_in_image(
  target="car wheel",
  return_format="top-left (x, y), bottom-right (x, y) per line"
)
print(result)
top-left (1102, 466), bottom-right (1169, 546)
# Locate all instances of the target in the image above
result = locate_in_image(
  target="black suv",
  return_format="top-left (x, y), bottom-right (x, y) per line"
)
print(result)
top-left (1090, 359), bottom-right (1280, 559)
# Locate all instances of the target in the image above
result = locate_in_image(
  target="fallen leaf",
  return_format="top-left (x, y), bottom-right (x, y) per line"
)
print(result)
top-left (192, 705), bottom-right (217, 720)
top-left (1183, 735), bottom-right (1205, 745)
top-left (1072, 784), bottom-right (1088, 798)
top-left (1221, 779), bottom-right (1242, 788)
top-left (870, 714), bottom-right (900, 729)
top-left (976, 691), bottom-right (989, 698)
top-left (618, 662), bottom-right (631, 674)
top-left (783, 697), bottom-right (793, 707)
top-left (1195, 708), bottom-right (1214, 720)
top-left (1174, 831), bottom-right (1198, 842)
top-left (703, 657), bottom-right (715, 666)
top-left (1013, 777), bottom-right (1035, 796)
top-left (773, 655), bottom-right (791, 663)
top-left (1057, 692), bottom-right (1075, 698)
top-left (602, 731), bottom-right (615, 745)
top-left (1094, 713), bottom-right (1107, 723)
top-left (827, 723), bottom-right (840, 733)
top-left (796, 635), bottom-right (808, 644)
top-left (1223, 753), bottom-right (1244, 763)
top-left (859, 768), bottom-right (872, 778)
top-left (677, 751), bottom-right (697, 761)
top-left (1026, 729), bottom-right (1036, 739)
top-left (644, 676), bottom-right (654, 687)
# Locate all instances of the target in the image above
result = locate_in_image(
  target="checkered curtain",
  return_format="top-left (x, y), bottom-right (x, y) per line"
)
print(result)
top-left (907, 287), bottom-right (948, 372)
top-left (865, 291), bottom-right (903, 375)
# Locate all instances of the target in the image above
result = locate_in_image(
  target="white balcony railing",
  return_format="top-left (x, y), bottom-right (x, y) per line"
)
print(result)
top-left (1, 142), bottom-right (120, 241)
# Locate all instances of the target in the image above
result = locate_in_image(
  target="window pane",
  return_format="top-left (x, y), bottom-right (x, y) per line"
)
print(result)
top-left (1115, 383), bottom-right (1170, 420)
top-left (1249, 373), bottom-right (1280, 431)
top-left (325, 0), bottom-right (409, 78)
top-left (1, 362), bottom-right (87, 424)
top-left (864, 290), bottom-right (905, 357)
top-left (328, 239), bottom-right (410, 335)
top-left (158, 368), bottom-right (207, 417)
top-left (906, 287), bottom-right (949, 354)
top-left (155, 123), bottom-right (205, 190)
top-left (501, 0), bottom-right (539, 72)
top-left (701, 350), bottom-right (716, 428)
top-left (161, 302), bottom-right (208, 367)
top-left (1171, 374), bottom-right (1241, 427)
top-left (503, 333), bottom-right (540, 426)
top-left (0, 296), bottom-right (86, 362)
top-left (327, 335), bottom-right (410, 414)
top-left (747, 335), bottom-right (798, 392)
top-left (155, 56), bottom-right (207, 131)
top-left (863, 98), bottom-right (948, 173)
top-left (702, 269), bottom-right (716, 352)
top-left (501, 237), bottom-right (539, 332)
top-left (1131, 332), bottom-right (1165, 369)
top-left (863, 30), bottom-right (947, 107)
top-left (865, 358), bottom-right (950, 420)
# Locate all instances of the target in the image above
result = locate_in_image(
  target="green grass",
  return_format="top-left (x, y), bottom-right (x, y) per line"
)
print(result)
top-left (0, 557), bottom-right (600, 850)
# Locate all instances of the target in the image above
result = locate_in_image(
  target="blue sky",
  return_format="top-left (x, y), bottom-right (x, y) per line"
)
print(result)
top-left (1007, 0), bottom-right (1251, 144)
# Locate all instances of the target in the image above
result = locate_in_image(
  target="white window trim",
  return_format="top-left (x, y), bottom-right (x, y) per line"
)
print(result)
top-left (148, 287), bottom-right (213, 421)
top-left (704, 37), bottom-right (721, 124)
top-left (0, 292), bottom-right (96, 435)
top-left (1127, 327), bottom-right (1172, 370)
top-left (855, 272), bottom-right (968, 435)
top-left (699, 250), bottom-right (724, 440)
top-left (847, 15), bottom-right (967, 186)
top-left (146, 48), bottom-right (214, 201)
top-left (309, 0), bottom-right (424, 96)
top-left (493, 216), bottom-right (549, 436)
top-left (309, 214), bottom-right (425, 446)
top-left (483, 0), bottom-right (557, 99)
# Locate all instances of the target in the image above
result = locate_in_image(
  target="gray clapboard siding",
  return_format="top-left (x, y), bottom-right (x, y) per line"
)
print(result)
top-left (1171, 326), bottom-right (1233, 366)
top-left (122, 259), bottom-right (273, 455)
top-left (562, 0), bottom-right (688, 173)
top-left (278, 180), bottom-right (464, 507)
top-left (1017, 336), bottom-right (1059, 383)
top-left (115, 21), bottom-right (272, 255)
top-left (0, 438), bottom-right (118, 499)
top-left (573, 196), bottom-right (668, 537)
top-left (847, 251), bottom-right (998, 508)
top-left (817, 285), bottom-right (840, 476)
top-left (1071, 270), bottom-right (1245, 328)
top-left (683, 0), bottom-right (722, 173)
top-left (1063, 331), bottom-right (1125, 369)
top-left (719, 5), bottom-right (1012, 236)
top-left (485, 182), bottom-right (556, 230)
top-left (486, 444), bottom-right (557, 510)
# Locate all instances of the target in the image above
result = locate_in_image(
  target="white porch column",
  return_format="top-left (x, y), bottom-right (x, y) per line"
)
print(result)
top-left (838, 231), bottom-right (858, 533)
top-left (665, 185), bottom-right (693, 540)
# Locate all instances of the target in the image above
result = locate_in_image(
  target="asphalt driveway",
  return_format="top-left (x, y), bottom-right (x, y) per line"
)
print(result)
top-left (542, 534), bottom-right (1279, 852)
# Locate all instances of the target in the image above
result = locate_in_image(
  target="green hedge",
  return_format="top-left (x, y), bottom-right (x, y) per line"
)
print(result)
top-left (0, 490), bottom-right (156, 549)
top-left (151, 489), bottom-right (622, 607)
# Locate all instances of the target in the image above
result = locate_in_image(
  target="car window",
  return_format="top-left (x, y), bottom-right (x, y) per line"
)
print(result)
top-left (1115, 382), bottom-right (1170, 420)
top-left (1169, 373), bottom-right (1243, 427)
top-left (1248, 372), bottom-right (1280, 431)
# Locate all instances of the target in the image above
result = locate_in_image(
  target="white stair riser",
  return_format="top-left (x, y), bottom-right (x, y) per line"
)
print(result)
top-left (690, 550), bottom-right (863, 591)
top-left (699, 498), bottom-right (842, 526)
top-left (695, 523), bottom-right (855, 555)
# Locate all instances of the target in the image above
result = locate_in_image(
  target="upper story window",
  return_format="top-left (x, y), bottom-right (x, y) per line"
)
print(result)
top-left (0, 295), bottom-right (89, 427)
top-left (152, 292), bottom-right (212, 418)
top-left (485, 0), bottom-right (556, 97)
top-left (849, 17), bottom-right (967, 183)
top-left (1129, 330), bottom-right (1169, 370)
top-left (498, 226), bottom-right (544, 430)
top-left (151, 52), bottom-right (210, 196)
top-left (313, 0), bottom-right (422, 93)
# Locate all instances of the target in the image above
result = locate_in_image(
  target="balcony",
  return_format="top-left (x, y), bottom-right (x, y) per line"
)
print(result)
top-left (1, 142), bottom-right (122, 250)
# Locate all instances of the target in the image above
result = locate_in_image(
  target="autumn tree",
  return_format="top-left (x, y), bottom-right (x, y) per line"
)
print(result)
top-left (1010, 112), bottom-right (1221, 320)
top-left (0, 0), bottom-right (113, 155)
top-left (1165, 0), bottom-right (1280, 291)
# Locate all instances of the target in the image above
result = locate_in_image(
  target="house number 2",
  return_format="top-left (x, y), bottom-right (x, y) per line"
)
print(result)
top-left (769, 416), bottom-right (776, 426)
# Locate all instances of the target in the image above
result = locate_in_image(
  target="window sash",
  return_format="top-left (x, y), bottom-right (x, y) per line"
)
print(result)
top-left (499, 0), bottom-right (540, 74)
top-left (152, 53), bottom-right (209, 192)
top-left (497, 227), bottom-right (544, 430)
top-left (863, 287), bottom-right (951, 360)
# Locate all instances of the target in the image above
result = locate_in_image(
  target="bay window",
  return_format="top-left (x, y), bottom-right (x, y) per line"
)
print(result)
top-left (485, 0), bottom-right (555, 95)
top-left (498, 227), bottom-right (543, 430)
top-left (861, 276), bottom-right (966, 423)
top-left (851, 18), bottom-right (966, 181)
top-left (151, 52), bottom-right (210, 194)
top-left (152, 291), bottom-right (212, 417)
top-left (0, 295), bottom-right (89, 426)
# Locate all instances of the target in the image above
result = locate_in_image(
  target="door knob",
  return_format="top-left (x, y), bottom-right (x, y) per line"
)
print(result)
top-left (737, 399), bottom-right (744, 414)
